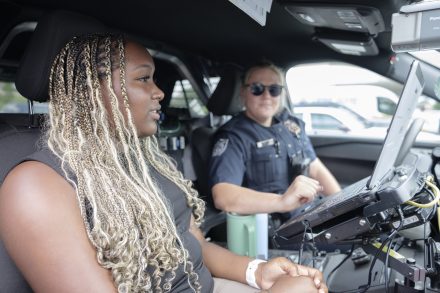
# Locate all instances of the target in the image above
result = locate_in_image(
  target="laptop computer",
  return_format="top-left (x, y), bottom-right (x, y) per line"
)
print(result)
top-left (275, 60), bottom-right (425, 240)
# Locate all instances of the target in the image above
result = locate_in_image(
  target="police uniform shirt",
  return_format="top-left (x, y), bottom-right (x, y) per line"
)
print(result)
top-left (209, 109), bottom-right (317, 195)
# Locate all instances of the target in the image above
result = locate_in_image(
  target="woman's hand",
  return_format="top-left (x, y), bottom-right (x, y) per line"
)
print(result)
top-left (263, 274), bottom-right (328, 293)
top-left (257, 257), bottom-right (327, 293)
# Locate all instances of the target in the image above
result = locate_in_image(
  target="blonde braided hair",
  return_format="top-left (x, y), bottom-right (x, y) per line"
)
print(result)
top-left (46, 34), bottom-right (205, 292)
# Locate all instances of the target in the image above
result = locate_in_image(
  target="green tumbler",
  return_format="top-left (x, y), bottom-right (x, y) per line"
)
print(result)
top-left (226, 213), bottom-right (256, 257)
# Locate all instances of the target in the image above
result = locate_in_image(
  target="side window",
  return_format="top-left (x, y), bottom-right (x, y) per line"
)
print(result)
top-left (170, 79), bottom-right (208, 118)
top-left (294, 113), bottom-right (303, 120)
top-left (0, 81), bottom-right (48, 113)
top-left (311, 113), bottom-right (344, 130)
top-left (286, 61), bottom-right (440, 141)
top-left (377, 96), bottom-right (397, 116)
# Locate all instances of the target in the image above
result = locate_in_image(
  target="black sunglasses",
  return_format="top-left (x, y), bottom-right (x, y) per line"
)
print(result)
top-left (246, 82), bottom-right (284, 97)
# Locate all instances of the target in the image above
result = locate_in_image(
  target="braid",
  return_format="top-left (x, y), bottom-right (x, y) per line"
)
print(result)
top-left (47, 34), bottom-right (205, 292)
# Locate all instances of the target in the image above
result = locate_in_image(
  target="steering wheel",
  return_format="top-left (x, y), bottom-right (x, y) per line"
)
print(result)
top-left (395, 118), bottom-right (425, 166)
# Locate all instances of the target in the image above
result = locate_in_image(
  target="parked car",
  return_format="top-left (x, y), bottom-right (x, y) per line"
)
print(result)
top-left (294, 102), bottom-right (440, 142)
top-left (294, 103), bottom-right (387, 135)
top-left (288, 65), bottom-right (440, 134)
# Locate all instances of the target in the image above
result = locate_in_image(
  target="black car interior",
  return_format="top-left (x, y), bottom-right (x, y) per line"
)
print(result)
top-left (0, 10), bottom-right (247, 291)
top-left (1, 0), bottom-right (440, 292)
top-left (192, 62), bottom-right (254, 237)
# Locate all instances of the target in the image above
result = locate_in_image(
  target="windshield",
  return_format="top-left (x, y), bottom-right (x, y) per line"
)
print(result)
top-left (410, 50), bottom-right (440, 70)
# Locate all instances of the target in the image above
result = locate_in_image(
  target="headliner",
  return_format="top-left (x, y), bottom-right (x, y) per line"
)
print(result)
top-left (1, 0), bottom-right (409, 74)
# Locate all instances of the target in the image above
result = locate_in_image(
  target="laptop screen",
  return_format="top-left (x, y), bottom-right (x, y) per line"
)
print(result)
top-left (367, 60), bottom-right (425, 189)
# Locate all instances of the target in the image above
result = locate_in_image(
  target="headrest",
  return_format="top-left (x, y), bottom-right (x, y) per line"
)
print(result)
top-left (207, 64), bottom-right (243, 116)
top-left (15, 10), bottom-right (109, 102)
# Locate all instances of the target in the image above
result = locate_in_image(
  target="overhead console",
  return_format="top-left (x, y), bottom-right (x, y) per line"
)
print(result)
top-left (285, 4), bottom-right (385, 35)
top-left (283, 4), bottom-right (386, 56)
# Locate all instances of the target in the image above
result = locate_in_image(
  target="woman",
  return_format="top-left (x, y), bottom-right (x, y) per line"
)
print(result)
top-left (0, 34), bottom-right (327, 292)
top-left (209, 61), bottom-right (340, 222)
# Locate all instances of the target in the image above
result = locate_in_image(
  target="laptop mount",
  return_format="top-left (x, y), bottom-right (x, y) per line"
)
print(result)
top-left (273, 151), bottom-right (440, 292)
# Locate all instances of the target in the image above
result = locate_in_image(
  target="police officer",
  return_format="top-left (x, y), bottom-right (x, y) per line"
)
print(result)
top-left (208, 61), bottom-right (341, 229)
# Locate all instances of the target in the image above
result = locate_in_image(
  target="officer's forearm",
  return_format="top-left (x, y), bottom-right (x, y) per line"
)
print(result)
top-left (211, 183), bottom-right (287, 214)
top-left (309, 159), bottom-right (341, 196)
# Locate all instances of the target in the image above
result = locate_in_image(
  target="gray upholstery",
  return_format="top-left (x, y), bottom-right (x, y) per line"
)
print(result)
top-left (192, 64), bottom-right (243, 233)
top-left (0, 121), bottom-right (42, 185)
top-left (0, 10), bottom-right (108, 292)
top-left (0, 120), bottom-right (38, 293)
top-left (207, 64), bottom-right (243, 116)
top-left (0, 238), bottom-right (33, 293)
top-left (193, 127), bottom-right (225, 233)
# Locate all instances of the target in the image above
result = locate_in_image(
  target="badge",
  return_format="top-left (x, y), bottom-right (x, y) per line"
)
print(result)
top-left (284, 119), bottom-right (301, 137)
top-left (212, 138), bottom-right (229, 157)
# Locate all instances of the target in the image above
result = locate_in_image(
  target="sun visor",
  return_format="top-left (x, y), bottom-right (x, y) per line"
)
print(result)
top-left (313, 29), bottom-right (379, 56)
top-left (285, 4), bottom-right (385, 36)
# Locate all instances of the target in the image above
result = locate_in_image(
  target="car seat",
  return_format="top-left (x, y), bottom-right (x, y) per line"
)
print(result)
top-left (192, 64), bottom-right (243, 233)
top-left (0, 10), bottom-right (109, 292)
top-left (0, 118), bottom-right (38, 293)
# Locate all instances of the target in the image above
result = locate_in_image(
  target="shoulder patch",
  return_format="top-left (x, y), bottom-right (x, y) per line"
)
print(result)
top-left (212, 138), bottom-right (229, 157)
top-left (284, 119), bottom-right (301, 137)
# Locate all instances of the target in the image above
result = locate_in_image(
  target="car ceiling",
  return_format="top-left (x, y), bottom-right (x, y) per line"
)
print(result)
top-left (0, 0), bottom-right (413, 77)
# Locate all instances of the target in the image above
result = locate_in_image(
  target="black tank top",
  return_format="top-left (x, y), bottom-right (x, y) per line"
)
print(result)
top-left (24, 147), bottom-right (214, 292)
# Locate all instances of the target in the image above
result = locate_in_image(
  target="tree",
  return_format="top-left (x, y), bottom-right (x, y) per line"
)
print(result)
top-left (0, 82), bottom-right (26, 110)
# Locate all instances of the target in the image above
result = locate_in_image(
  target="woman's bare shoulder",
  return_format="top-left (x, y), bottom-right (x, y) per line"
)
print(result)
top-left (0, 161), bottom-right (116, 292)
top-left (0, 160), bottom-right (76, 217)
top-left (0, 160), bottom-right (79, 259)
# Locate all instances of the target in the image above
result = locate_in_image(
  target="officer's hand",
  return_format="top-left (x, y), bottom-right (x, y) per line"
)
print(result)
top-left (280, 175), bottom-right (322, 211)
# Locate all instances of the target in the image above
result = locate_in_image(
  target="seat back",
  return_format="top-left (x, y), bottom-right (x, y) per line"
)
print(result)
top-left (206, 64), bottom-right (243, 117)
top-left (192, 127), bottom-right (222, 233)
top-left (191, 64), bottom-right (243, 233)
top-left (0, 119), bottom-right (38, 293)
top-left (0, 10), bottom-right (109, 292)
top-left (0, 115), bottom-right (43, 185)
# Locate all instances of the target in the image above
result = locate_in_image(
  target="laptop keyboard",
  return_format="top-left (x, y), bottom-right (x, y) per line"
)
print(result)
top-left (276, 177), bottom-right (372, 237)
top-left (320, 177), bottom-right (370, 209)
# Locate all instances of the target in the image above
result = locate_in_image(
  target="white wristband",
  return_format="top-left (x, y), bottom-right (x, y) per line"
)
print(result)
top-left (246, 259), bottom-right (266, 289)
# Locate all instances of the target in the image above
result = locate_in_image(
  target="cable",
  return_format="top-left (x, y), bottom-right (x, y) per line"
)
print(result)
top-left (358, 238), bottom-right (391, 293)
top-left (406, 179), bottom-right (439, 208)
top-left (384, 207), bottom-right (405, 293)
top-left (424, 220), bottom-right (427, 289)
top-left (384, 238), bottom-right (396, 293)
top-left (423, 185), bottom-right (436, 200)
top-left (406, 178), bottom-right (440, 232)
top-left (359, 219), bottom-right (404, 293)
top-left (326, 178), bottom-right (438, 292)
top-left (307, 224), bottom-right (318, 268)
top-left (298, 220), bottom-right (310, 265)
top-left (326, 243), bottom-right (355, 285)
top-left (393, 237), bottom-right (404, 252)
top-left (330, 278), bottom-right (390, 293)
top-left (426, 188), bottom-right (438, 222)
